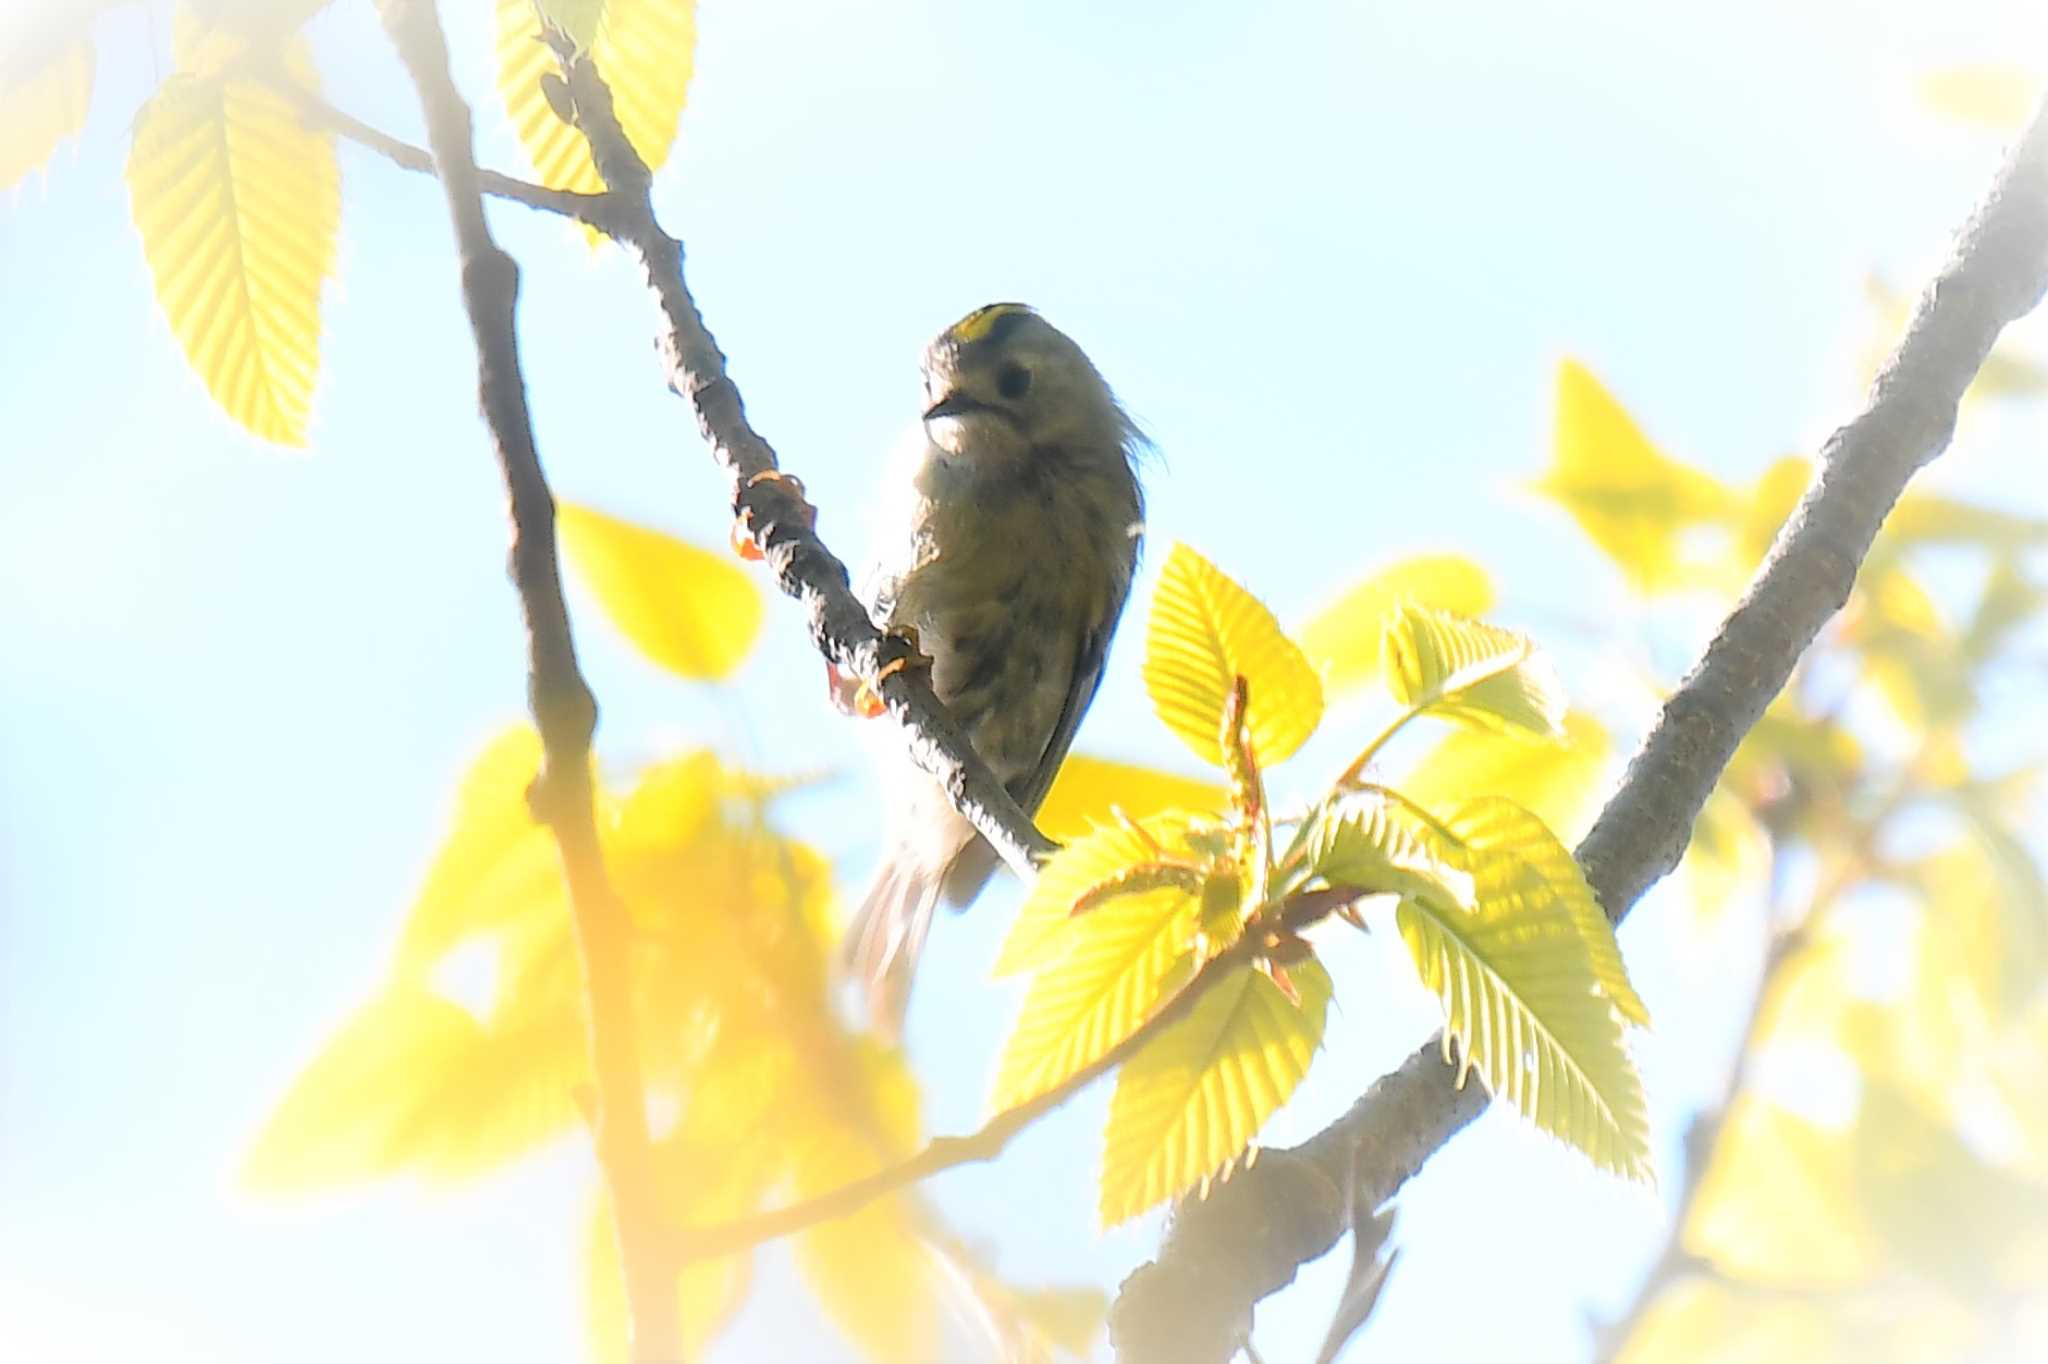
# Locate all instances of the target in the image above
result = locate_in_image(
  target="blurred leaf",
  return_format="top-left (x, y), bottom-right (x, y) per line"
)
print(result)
top-left (1679, 787), bottom-right (1770, 925)
top-left (992, 838), bottom-right (1204, 1109)
top-left (1382, 604), bottom-right (1566, 737)
top-left (1609, 1277), bottom-right (1841, 1364)
top-left (1397, 708), bottom-right (1611, 844)
top-left (1297, 554), bottom-right (1494, 694)
top-left (1846, 564), bottom-right (1973, 728)
top-left (1035, 754), bottom-right (1226, 844)
top-left (1963, 558), bottom-right (2045, 662)
top-left (558, 503), bottom-right (763, 680)
top-left (242, 988), bottom-right (496, 1188)
top-left (1732, 455), bottom-right (1810, 571)
top-left (1099, 958), bottom-right (1331, 1225)
top-left (494, 0), bottom-right (696, 196)
top-left (1918, 64), bottom-right (2041, 131)
top-left (1687, 1097), bottom-right (1877, 1286)
top-left (126, 64), bottom-right (338, 445)
top-left (791, 1047), bottom-right (938, 1364)
top-left (1144, 542), bottom-right (1324, 766)
top-left (1534, 359), bottom-right (1740, 592)
top-left (393, 728), bottom-right (566, 977)
top-left (1910, 824), bottom-right (2047, 1025)
top-left (1396, 800), bottom-right (1653, 1179)
top-left (0, 38), bottom-right (91, 190)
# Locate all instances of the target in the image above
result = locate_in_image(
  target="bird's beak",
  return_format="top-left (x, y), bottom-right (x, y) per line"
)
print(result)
top-left (923, 391), bottom-right (990, 422)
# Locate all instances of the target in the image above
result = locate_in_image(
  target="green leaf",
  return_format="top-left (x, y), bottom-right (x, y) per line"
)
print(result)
top-left (1394, 804), bottom-right (1653, 1179)
top-left (1381, 604), bottom-right (1565, 737)
top-left (126, 66), bottom-right (339, 445)
top-left (1144, 542), bottom-right (1325, 767)
top-left (991, 860), bottom-right (1204, 1110)
top-left (1099, 959), bottom-right (1331, 1224)
top-left (557, 503), bottom-right (764, 680)
top-left (1297, 553), bottom-right (1494, 695)
top-left (1450, 797), bottom-right (1647, 1026)
top-left (1300, 795), bottom-right (1474, 909)
top-left (993, 814), bottom-right (1207, 979)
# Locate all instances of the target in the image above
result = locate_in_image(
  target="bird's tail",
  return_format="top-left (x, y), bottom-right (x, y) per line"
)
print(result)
top-left (844, 853), bottom-right (949, 1038)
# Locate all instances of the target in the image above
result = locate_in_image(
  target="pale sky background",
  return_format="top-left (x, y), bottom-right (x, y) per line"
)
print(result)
top-left (3, 1), bottom-right (2046, 1362)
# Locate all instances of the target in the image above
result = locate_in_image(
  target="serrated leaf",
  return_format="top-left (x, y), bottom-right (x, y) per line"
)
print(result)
top-left (125, 67), bottom-right (338, 446)
top-left (535, 0), bottom-right (606, 52)
top-left (1098, 959), bottom-right (1331, 1225)
top-left (1, 39), bottom-right (93, 190)
top-left (1382, 604), bottom-right (1565, 737)
top-left (1302, 796), bottom-right (1474, 909)
top-left (1034, 754), bottom-right (1226, 844)
top-left (992, 870), bottom-right (1204, 1110)
top-left (1534, 359), bottom-right (1739, 592)
top-left (494, 0), bottom-right (696, 195)
top-left (1143, 542), bottom-right (1324, 767)
top-left (1297, 553), bottom-right (1495, 695)
top-left (1918, 63), bottom-right (2041, 131)
top-left (992, 813), bottom-right (1205, 979)
top-left (558, 503), bottom-right (763, 680)
top-left (1394, 807), bottom-right (1652, 1179)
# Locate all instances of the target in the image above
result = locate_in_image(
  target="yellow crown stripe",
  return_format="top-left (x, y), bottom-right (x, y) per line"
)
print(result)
top-left (948, 302), bottom-right (1032, 343)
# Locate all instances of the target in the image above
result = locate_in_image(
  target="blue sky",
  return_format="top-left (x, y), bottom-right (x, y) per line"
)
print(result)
top-left (3, 1), bottom-right (2045, 1361)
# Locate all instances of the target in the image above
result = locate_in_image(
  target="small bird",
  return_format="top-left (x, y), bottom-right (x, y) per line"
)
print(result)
top-left (842, 303), bottom-right (1146, 1032)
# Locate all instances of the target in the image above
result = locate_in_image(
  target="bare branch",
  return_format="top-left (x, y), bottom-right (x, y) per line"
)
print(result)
top-left (372, 2), bottom-right (677, 1359)
top-left (276, 80), bottom-right (617, 227)
top-left (1110, 94), bottom-right (2048, 1364)
top-left (541, 45), bottom-right (1056, 879)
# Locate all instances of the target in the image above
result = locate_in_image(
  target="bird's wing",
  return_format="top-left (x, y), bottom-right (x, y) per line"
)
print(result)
top-left (939, 586), bottom-right (1130, 908)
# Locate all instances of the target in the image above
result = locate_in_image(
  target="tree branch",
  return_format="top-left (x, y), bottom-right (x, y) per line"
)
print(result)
top-left (277, 81), bottom-right (618, 227)
top-left (673, 886), bottom-right (1366, 1260)
top-left (540, 45), bottom-right (1055, 880)
top-left (1110, 94), bottom-right (2048, 1364)
top-left (372, 3), bottom-right (678, 1359)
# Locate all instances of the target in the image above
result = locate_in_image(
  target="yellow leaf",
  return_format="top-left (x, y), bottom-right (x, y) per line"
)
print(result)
top-left (394, 728), bottom-right (566, 978)
top-left (1395, 804), bottom-right (1653, 1179)
top-left (1296, 554), bottom-right (1494, 695)
top-left (1680, 786), bottom-right (1770, 925)
top-left (557, 503), bottom-right (764, 680)
top-left (1, 39), bottom-right (92, 190)
top-left (1686, 1097), bottom-right (1877, 1286)
top-left (125, 68), bottom-right (338, 446)
top-left (1609, 1278), bottom-right (1839, 1364)
top-left (1397, 709), bottom-right (1611, 844)
top-left (992, 812), bottom-right (1206, 979)
top-left (1035, 754), bottom-right (1226, 844)
top-left (1918, 64), bottom-right (2041, 131)
top-left (1098, 960), bottom-right (1331, 1225)
top-left (536, 0), bottom-right (606, 53)
top-left (585, 1183), bottom-right (756, 1364)
top-left (241, 987), bottom-right (490, 1190)
top-left (1534, 359), bottom-right (1740, 592)
top-left (992, 844), bottom-right (1205, 1108)
top-left (1446, 796), bottom-right (1648, 1026)
top-left (1382, 604), bottom-right (1566, 737)
top-left (1143, 542), bottom-right (1324, 767)
top-left (494, 0), bottom-right (696, 195)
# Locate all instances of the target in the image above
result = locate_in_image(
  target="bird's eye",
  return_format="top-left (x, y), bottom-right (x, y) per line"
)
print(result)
top-left (996, 362), bottom-right (1032, 401)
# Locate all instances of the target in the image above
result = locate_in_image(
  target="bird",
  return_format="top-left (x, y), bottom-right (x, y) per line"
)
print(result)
top-left (840, 302), bottom-right (1146, 1033)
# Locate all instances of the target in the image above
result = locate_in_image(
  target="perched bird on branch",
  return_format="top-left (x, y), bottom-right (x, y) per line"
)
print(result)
top-left (839, 303), bottom-right (1147, 1033)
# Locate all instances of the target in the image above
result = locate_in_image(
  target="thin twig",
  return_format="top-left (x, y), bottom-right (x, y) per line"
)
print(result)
top-left (674, 885), bottom-right (1365, 1259)
top-left (542, 42), bottom-right (1056, 879)
top-left (1110, 93), bottom-right (2048, 1364)
top-left (276, 79), bottom-right (617, 227)
top-left (371, 2), bottom-right (677, 1359)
